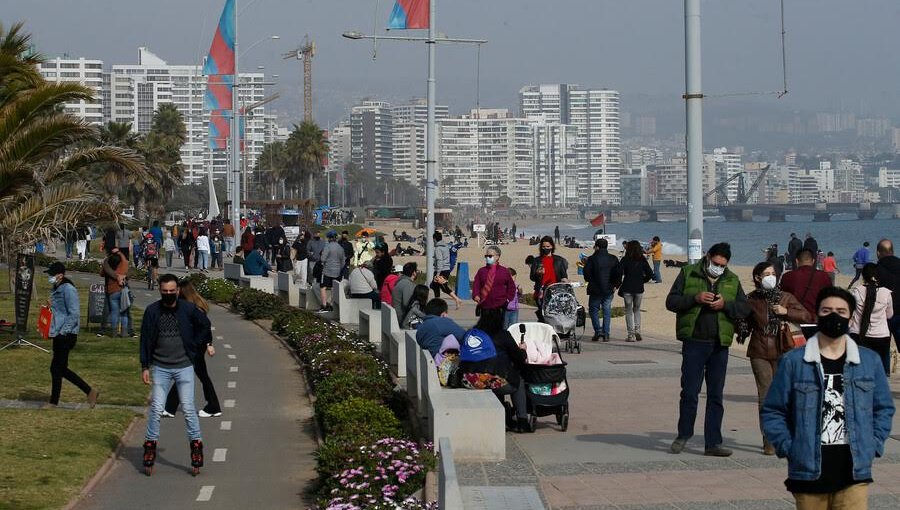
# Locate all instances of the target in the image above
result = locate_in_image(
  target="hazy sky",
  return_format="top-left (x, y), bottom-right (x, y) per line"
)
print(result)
top-left (5, 0), bottom-right (900, 125)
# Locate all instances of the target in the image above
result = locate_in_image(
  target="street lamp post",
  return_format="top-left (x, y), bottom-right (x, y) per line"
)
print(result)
top-left (685, 0), bottom-right (704, 262)
top-left (342, 21), bottom-right (487, 282)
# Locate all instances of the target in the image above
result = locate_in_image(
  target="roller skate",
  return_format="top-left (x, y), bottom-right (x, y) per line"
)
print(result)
top-left (142, 440), bottom-right (157, 476)
top-left (189, 439), bottom-right (204, 476)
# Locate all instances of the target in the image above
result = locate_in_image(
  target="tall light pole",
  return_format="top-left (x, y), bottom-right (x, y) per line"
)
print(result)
top-left (685, 0), bottom-right (704, 262)
top-left (342, 22), bottom-right (486, 281)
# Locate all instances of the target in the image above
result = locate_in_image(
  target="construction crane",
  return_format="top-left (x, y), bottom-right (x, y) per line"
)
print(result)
top-left (283, 35), bottom-right (316, 122)
top-left (705, 165), bottom-right (772, 206)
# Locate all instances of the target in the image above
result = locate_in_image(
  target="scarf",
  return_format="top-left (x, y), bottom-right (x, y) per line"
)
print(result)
top-left (750, 287), bottom-right (783, 337)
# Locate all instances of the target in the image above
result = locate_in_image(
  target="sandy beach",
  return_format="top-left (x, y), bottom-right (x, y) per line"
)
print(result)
top-left (371, 219), bottom-right (853, 350)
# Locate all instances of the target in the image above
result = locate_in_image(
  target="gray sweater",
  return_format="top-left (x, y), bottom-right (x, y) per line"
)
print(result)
top-left (434, 240), bottom-right (450, 272)
top-left (321, 241), bottom-right (345, 278)
top-left (391, 275), bottom-right (416, 321)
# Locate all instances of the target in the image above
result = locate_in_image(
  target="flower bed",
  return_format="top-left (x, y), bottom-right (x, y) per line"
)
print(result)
top-left (185, 274), bottom-right (436, 509)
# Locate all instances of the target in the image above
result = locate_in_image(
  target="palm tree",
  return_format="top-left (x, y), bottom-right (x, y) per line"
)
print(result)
top-left (0, 22), bottom-right (143, 263)
top-left (255, 140), bottom-right (288, 199)
top-left (285, 121), bottom-right (327, 199)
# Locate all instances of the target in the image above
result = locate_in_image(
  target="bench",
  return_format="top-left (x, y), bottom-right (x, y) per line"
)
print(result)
top-left (421, 348), bottom-right (505, 461)
top-left (276, 271), bottom-right (299, 307)
top-left (359, 308), bottom-right (381, 348)
top-left (304, 282), bottom-right (323, 311)
top-left (223, 262), bottom-right (244, 284)
top-left (381, 304), bottom-right (409, 385)
top-left (333, 279), bottom-right (373, 325)
top-left (239, 274), bottom-right (275, 293)
top-left (438, 437), bottom-right (464, 510)
top-left (405, 330), bottom-right (422, 408)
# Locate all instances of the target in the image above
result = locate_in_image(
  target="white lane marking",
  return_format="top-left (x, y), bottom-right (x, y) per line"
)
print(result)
top-left (144, 293), bottom-right (153, 297)
top-left (197, 485), bottom-right (215, 501)
top-left (227, 381), bottom-right (236, 389)
top-left (210, 326), bottom-right (216, 331)
top-left (212, 448), bottom-right (227, 462)
top-left (223, 343), bottom-right (232, 349)
top-left (227, 354), bottom-right (236, 359)
top-left (216, 335), bottom-right (224, 340)
top-left (220, 421), bottom-right (232, 431)
top-left (229, 366), bottom-right (238, 373)
top-left (224, 399), bottom-right (235, 408)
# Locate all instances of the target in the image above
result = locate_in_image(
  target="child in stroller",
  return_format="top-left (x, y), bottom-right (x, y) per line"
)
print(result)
top-left (541, 282), bottom-right (586, 353)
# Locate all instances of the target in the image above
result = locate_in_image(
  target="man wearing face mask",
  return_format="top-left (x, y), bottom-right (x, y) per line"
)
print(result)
top-left (738, 262), bottom-right (813, 455)
top-left (762, 287), bottom-right (894, 508)
top-left (472, 245), bottom-right (516, 318)
top-left (666, 242), bottom-right (750, 457)
top-left (139, 273), bottom-right (212, 475)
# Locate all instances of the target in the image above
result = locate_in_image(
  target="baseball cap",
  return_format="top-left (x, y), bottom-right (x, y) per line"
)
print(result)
top-left (45, 261), bottom-right (66, 275)
top-left (326, 230), bottom-right (338, 239)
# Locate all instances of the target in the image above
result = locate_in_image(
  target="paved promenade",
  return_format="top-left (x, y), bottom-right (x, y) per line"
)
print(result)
top-left (448, 305), bottom-right (900, 509)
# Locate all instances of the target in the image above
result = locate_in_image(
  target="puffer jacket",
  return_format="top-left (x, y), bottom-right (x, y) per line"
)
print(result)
top-left (745, 290), bottom-right (813, 360)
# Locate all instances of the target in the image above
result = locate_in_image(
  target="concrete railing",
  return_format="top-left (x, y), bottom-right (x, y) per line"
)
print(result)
top-left (333, 279), bottom-right (373, 325)
top-left (381, 304), bottom-right (410, 382)
top-left (223, 262), bottom-right (245, 283)
top-left (359, 308), bottom-right (381, 347)
top-left (225, 261), bottom-right (275, 293)
top-left (276, 271), bottom-right (299, 307)
top-left (438, 437), bottom-right (464, 510)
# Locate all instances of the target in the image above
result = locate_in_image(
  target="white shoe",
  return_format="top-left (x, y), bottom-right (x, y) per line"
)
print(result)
top-left (161, 410), bottom-right (175, 418)
top-left (198, 410), bottom-right (222, 418)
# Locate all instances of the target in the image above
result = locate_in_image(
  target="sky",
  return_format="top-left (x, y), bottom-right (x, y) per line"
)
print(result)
top-left (5, 0), bottom-right (900, 126)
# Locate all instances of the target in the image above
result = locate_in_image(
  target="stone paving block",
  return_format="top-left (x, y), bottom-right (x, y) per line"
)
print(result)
top-left (535, 463), bottom-right (591, 476)
top-left (582, 462), bottom-right (646, 474)
top-left (869, 494), bottom-right (900, 510)
top-left (672, 501), bottom-right (738, 510)
top-left (616, 504), bottom-right (680, 510)
top-left (461, 486), bottom-right (545, 510)
top-left (729, 499), bottom-right (792, 509)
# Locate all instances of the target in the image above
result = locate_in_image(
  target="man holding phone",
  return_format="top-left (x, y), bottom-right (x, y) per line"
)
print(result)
top-left (666, 243), bottom-right (750, 457)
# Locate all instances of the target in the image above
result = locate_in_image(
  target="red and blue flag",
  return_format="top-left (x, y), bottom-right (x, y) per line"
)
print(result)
top-left (388, 0), bottom-right (429, 29)
top-left (204, 0), bottom-right (236, 149)
top-left (203, 0), bottom-right (235, 76)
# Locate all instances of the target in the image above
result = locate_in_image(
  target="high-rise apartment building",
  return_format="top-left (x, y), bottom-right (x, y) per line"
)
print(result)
top-left (350, 101), bottom-right (394, 180)
top-left (390, 99), bottom-right (449, 186)
top-left (326, 123), bottom-right (352, 176)
top-left (530, 118), bottom-right (579, 207)
top-left (110, 48), bottom-right (269, 183)
top-left (520, 84), bottom-right (621, 205)
top-left (438, 109), bottom-right (533, 207)
top-left (38, 57), bottom-right (105, 125)
top-left (706, 147), bottom-right (743, 203)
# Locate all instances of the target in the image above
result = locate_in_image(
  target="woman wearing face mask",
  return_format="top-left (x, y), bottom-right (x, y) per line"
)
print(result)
top-left (739, 262), bottom-right (812, 455)
top-left (849, 263), bottom-right (894, 375)
top-left (529, 236), bottom-right (569, 322)
top-left (472, 245), bottom-right (516, 320)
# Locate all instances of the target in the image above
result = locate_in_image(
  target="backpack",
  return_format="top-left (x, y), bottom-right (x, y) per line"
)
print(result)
top-left (144, 241), bottom-right (158, 258)
top-left (459, 328), bottom-right (497, 362)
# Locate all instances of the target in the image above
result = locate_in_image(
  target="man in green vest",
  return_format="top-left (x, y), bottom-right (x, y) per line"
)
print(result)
top-left (666, 242), bottom-right (750, 457)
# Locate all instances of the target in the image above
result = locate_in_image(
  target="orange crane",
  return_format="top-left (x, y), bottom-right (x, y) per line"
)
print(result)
top-left (283, 35), bottom-right (316, 122)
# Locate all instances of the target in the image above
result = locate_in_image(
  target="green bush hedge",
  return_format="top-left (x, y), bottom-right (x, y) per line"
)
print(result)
top-left (321, 397), bottom-right (402, 444)
top-left (230, 287), bottom-right (286, 320)
top-left (313, 371), bottom-right (393, 416)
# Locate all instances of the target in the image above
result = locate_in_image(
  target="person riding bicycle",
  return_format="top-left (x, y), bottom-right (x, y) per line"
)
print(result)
top-left (141, 233), bottom-right (160, 288)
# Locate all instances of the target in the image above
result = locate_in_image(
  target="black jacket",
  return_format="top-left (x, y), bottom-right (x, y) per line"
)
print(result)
top-left (582, 249), bottom-right (621, 296)
top-left (458, 330), bottom-right (528, 387)
top-left (140, 299), bottom-right (212, 369)
top-left (617, 256), bottom-right (654, 296)
top-left (529, 254), bottom-right (568, 287)
top-left (802, 237), bottom-right (818, 255)
top-left (788, 237), bottom-right (802, 258)
top-left (876, 255), bottom-right (900, 315)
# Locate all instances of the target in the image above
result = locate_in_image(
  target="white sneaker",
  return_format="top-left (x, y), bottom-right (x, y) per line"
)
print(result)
top-left (161, 410), bottom-right (175, 418)
top-left (198, 410), bottom-right (222, 418)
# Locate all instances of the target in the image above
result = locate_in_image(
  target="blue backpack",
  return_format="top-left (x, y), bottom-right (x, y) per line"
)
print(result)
top-left (459, 328), bottom-right (497, 362)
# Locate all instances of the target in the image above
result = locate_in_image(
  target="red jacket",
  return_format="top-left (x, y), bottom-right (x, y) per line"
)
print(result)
top-left (380, 274), bottom-right (400, 305)
top-left (779, 266), bottom-right (832, 316)
top-left (472, 264), bottom-right (516, 310)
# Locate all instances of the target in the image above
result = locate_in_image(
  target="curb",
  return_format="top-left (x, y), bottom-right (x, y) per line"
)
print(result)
top-left (62, 414), bottom-right (142, 510)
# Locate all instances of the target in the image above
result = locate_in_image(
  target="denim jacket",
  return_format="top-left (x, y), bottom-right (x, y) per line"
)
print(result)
top-left (49, 280), bottom-right (80, 337)
top-left (761, 336), bottom-right (894, 481)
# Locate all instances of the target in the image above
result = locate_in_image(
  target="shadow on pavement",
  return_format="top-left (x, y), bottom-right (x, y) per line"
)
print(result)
top-left (574, 431), bottom-right (766, 455)
top-left (120, 444), bottom-right (192, 475)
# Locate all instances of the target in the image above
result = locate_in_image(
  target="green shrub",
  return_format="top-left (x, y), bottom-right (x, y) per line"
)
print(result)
top-left (64, 259), bottom-right (101, 274)
top-left (321, 397), bottom-right (402, 444)
top-left (33, 253), bottom-right (56, 267)
top-left (308, 349), bottom-right (388, 388)
top-left (230, 287), bottom-right (288, 320)
top-left (313, 371), bottom-right (393, 416)
top-left (199, 278), bottom-right (237, 303)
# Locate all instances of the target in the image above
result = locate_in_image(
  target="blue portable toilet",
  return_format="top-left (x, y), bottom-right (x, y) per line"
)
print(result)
top-left (455, 262), bottom-right (471, 299)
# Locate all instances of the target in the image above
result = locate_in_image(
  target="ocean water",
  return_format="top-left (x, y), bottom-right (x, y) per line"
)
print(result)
top-left (523, 215), bottom-right (899, 273)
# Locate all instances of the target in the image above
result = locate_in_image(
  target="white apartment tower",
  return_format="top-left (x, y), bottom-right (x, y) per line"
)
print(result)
top-left (530, 118), bottom-right (579, 207)
top-left (438, 109), bottom-right (533, 207)
top-left (109, 48), bottom-right (269, 184)
top-left (38, 57), bottom-right (105, 125)
top-left (391, 99), bottom-right (449, 186)
top-left (350, 101), bottom-right (394, 180)
top-left (519, 84), bottom-right (621, 205)
top-left (326, 123), bottom-right (352, 175)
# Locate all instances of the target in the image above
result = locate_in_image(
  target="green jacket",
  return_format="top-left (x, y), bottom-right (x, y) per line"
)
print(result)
top-left (665, 259), bottom-right (750, 346)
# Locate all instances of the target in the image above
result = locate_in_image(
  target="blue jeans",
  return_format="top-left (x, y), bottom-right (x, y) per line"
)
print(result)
top-left (146, 365), bottom-right (202, 442)
top-left (107, 291), bottom-right (129, 336)
top-left (653, 260), bottom-right (662, 283)
top-left (588, 294), bottom-right (614, 337)
top-left (503, 309), bottom-right (519, 330)
top-left (677, 340), bottom-right (729, 448)
top-left (198, 250), bottom-right (209, 270)
top-left (225, 237), bottom-right (235, 254)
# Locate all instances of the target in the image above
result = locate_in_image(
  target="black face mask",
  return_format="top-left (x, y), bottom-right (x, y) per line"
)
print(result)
top-left (817, 312), bottom-right (850, 339)
top-left (161, 293), bottom-right (178, 306)
top-left (541, 248), bottom-right (552, 255)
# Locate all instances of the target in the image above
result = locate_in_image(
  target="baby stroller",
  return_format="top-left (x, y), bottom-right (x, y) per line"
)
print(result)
top-left (508, 322), bottom-right (570, 432)
top-left (541, 282), bottom-right (586, 353)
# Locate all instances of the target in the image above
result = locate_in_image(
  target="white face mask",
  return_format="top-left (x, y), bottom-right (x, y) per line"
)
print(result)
top-left (48, 275), bottom-right (58, 285)
top-left (707, 263), bottom-right (725, 278)
top-left (761, 275), bottom-right (777, 290)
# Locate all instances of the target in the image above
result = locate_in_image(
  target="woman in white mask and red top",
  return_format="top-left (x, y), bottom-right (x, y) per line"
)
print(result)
top-left (738, 261), bottom-right (812, 455)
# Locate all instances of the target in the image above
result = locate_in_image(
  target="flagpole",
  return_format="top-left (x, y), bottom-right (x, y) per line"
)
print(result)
top-left (425, 0), bottom-right (436, 283)
top-left (231, 0), bottom-right (241, 230)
